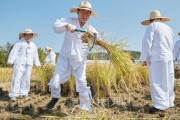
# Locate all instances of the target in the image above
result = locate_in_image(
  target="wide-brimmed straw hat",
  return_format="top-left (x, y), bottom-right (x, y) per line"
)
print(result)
top-left (178, 33), bottom-right (180, 36)
top-left (45, 46), bottom-right (52, 52)
top-left (141, 10), bottom-right (170, 25)
top-left (19, 29), bottom-right (38, 38)
top-left (70, 1), bottom-right (97, 17)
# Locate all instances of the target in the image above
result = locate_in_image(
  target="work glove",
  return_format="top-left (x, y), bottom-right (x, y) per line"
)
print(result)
top-left (67, 24), bottom-right (76, 32)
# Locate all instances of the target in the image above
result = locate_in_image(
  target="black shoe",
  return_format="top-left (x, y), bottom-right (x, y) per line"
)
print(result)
top-left (46, 98), bottom-right (59, 109)
top-left (149, 107), bottom-right (163, 114)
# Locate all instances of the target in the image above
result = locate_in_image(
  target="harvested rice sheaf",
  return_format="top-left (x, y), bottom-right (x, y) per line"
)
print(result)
top-left (82, 31), bottom-right (141, 89)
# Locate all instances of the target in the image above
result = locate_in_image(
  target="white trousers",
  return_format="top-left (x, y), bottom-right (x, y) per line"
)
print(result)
top-left (49, 54), bottom-right (91, 98)
top-left (9, 64), bottom-right (32, 97)
top-left (49, 54), bottom-right (92, 111)
top-left (148, 60), bottom-right (175, 110)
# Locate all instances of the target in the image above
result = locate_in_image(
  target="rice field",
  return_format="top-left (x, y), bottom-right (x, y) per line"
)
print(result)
top-left (0, 61), bottom-right (179, 119)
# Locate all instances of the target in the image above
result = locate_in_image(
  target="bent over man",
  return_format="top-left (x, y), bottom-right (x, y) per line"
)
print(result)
top-left (44, 46), bottom-right (56, 65)
top-left (173, 32), bottom-right (180, 68)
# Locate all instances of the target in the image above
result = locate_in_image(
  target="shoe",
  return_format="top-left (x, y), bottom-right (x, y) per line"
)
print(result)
top-left (46, 98), bottom-right (59, 109)
top-left (10, 97), bottom-right (16, 101)
top-left (149, 107), bottom-right (164, 114)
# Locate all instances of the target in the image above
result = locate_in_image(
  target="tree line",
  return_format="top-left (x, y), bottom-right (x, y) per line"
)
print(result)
top-left (0, 43), bottom-right (140, 67)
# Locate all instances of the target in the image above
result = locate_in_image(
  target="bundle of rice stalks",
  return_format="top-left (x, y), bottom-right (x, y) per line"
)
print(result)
top-left (82, 31), bottom-right (142, 91)
top-left (36, 65), bottom-right (54, 93)
top-left (86, 57), bottom-right (117, 98)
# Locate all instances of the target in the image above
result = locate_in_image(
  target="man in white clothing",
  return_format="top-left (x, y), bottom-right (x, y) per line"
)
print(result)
top-left (44, 46), bottom-right (56, 65)
top-left (46, 1), bottom-right (98, 111)
top-left (140, 10), bottom-right (175, 114)
top-left (8, 29), bottom-right (41, 101)
top-left (173, 32), bottom-right (180, 69)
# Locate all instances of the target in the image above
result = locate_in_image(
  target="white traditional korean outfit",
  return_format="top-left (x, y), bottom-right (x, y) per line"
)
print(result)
top-left (140, 21), bottom-right (175, 110)
top-left (49, 17), bottom-right (98, 111)
top-left (173, 40), bottom-right (180, 65)
top-left (44, 51), bottom-right (56, 65)
top-left (8, 40), bottom-right (41, 98)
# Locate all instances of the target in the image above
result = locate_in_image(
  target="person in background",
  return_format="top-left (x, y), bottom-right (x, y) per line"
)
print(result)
top-left (44, 46), bottom-right (56, 65)
top-left (173, 32), bottom-right (180, 69)
top-left (46, 1), bottom-right (98, 111)
top-left (7, 28), bottom-right (41, 101)
top-left (139, 10), bottom-right (175, 114)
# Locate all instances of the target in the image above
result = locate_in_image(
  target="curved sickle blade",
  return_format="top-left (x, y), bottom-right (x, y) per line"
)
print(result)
top-left (89, 33), bottom-right (97, 51)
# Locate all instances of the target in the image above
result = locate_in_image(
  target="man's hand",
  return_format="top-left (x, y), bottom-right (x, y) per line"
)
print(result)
top-left (65, 24), bottom-right (76, 32)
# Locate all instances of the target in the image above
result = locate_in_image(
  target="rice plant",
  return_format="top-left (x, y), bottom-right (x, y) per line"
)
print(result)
top-left (0, 67), bottom-right (12, 82)
top-left (82, 31), bottom-right (143, 92)
top-left (61, 76), bottom-right (76, 97)
top-left (86, 55), bottom-right (117, 99)
top-left (36, 65), bottom-right (54, 92)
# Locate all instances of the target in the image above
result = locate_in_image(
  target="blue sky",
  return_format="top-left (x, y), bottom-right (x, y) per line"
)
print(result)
top-left (0, 0), bottom-right (180, 52)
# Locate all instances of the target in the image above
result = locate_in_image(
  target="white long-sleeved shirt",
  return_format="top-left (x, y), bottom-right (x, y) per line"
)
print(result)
top-left (7, 40), bottom-right (41, 66)
top-left (44, 51), bottom-right (56, 65)
top-left (53, 17), bottom-right (98, 62)
top-left (140, 21), bottom-right (174, 61)
top-left (173, 40), bottom-right (180, 62)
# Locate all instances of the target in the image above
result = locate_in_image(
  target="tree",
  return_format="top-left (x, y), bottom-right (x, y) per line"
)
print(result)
top-left (0, 42), bottom-right (13, 67)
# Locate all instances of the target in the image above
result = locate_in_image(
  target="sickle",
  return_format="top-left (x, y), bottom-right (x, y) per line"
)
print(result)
top-left (89, 33), bottom-right (97, 51)
top-left (74, 29), bottom-right (97, 51)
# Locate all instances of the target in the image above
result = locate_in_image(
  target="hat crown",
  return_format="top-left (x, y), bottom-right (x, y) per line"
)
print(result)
top-left (79, 1), bottom-right (92, 10)
top-left (23, 29), bottom-right (33, 34)
top-left (45, 46), bottom-right (50, 50)
top-left (45, 46), bottom-right (52, 51)
top-left (149, 10), bottom-right (161, 20)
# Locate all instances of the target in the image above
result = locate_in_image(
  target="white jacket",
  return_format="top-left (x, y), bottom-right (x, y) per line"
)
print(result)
top-left (7, 40), bottom-right (41, 66)
top-left (44, 51), bottom-right (56, 65)
top-left (53, 17), bottom-right (98, 62)
top-left (140, 21), bottom-right (174, 61)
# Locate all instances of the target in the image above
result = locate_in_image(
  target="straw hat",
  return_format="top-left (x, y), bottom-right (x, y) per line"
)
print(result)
top-left (45, 46), bottom-right (52, 52)
top-left (141, 10), bottom-right (170, 25)
top-left (19, 29), bottom-right (38, 38)
top-left (178, 33), bottom-right (180, 36)
top-left (70, 1), bottom-right (97, 17)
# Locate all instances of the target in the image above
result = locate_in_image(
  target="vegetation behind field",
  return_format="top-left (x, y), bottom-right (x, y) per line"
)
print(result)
top-left (0, 42), bottom-right (140, 67)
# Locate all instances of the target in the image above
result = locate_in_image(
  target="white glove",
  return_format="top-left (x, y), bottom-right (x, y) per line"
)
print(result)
top-left (67, 24), bottom-right (76, 32)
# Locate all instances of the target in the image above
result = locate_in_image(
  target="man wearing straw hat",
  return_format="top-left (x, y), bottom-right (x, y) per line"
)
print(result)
top-left (173, 33), bottom-right (180, 69)
top-left (46, 1), bottom-right (98, 111)
top-left (44, 46), bottom-right (56, 65)
top-left (140, 10), bottom-right (175, 114)
top-left (8, 28), bottom-right (41, 101)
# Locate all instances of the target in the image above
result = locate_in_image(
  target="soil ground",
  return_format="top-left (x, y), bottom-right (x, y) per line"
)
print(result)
top-left (0, 80), bottom-right (179, 120)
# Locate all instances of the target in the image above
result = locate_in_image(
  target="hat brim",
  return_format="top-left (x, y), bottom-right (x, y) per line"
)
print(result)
top-left (19, 32), bottom-right (38, 38)
top-left (141, 17), bottom-right (170, 25)
top-left (70, 7), bottom-right (97, 17)
top-left (178, 33), bottom-right (180, 36)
